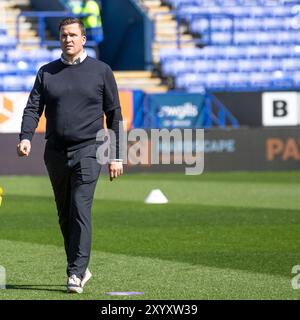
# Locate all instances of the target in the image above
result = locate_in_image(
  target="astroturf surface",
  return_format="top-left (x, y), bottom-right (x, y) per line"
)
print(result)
top-left (0, 171), bottom-right (300, 300)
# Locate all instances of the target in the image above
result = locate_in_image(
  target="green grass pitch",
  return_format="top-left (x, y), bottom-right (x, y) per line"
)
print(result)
top-left (0, 171), bottom-right (300, 300)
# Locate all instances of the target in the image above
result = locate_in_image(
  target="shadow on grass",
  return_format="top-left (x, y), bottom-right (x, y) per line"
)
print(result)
top-left (6, 284), bottom-right (66, 293)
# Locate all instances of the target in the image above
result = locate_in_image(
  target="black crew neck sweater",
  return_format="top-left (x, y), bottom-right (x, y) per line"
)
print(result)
top-left (20, 56), bottom-right (123, 154)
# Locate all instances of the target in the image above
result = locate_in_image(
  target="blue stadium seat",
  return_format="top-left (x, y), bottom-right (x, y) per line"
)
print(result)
top-left (282, 58), bottom-right (300, 70)
top-left (0, 36), bottom-right (17, 49)
top-left (51, 48), bottom-right (63, 60)
top-left (176, 73), bottom-right (201, 88)
top-left (228, 72), bottom-right (249, 87)
top-left (225, 46), bottom-right (248, 58)
top-left (0, 74), bottom-right (36, 91)
top-left (7, 49), bottom-right (52, 63)
top-left (201, 46), bottom-right (227, 59)
top-left (272, 70), bottom-right (294, 87)
top-left (267, 45), bottom-right (293, 58)
top-left (194, 60), bottom-right (215, 72)
top-left (2, 75), bottom-right (25, 91)
top-left (0, 63), bottom-right (16, 75)
top-left (159, 48), bottom-right (180, 62)
top-left (186, 85), bottom-right (206, 93)
top-left (292, 71), bottom-right (300, 85)
top-left (0, 25), bottom-right (7, 35)
top-left (205, 72), bottom-right (228, 87)
top-left (24, 75), bottom-right (36, 90)
top-left (211, 32), bottom-right (233, 44)
top-left (260, 59), bottom-right (282, 71)
top-left (162, 0), bottom-right (300, 90)
top-left (85, 47), bottom-right (97, 58)
top-left (250, 72), bottom-right (272, 87)
top-left (0, 51), bottom-right (7, 62)
top-left (246, 46), bottom-right (268, 58)
top-left (163, 60), bottom-right (189, 75)
top-left (216, 59), bottom-right (236, 72)
top-left (237, 59), bottom-right (259, 72)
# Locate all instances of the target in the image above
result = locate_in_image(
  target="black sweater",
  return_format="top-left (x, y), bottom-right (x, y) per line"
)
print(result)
top-left (20, 56), bottom-right (123, 156)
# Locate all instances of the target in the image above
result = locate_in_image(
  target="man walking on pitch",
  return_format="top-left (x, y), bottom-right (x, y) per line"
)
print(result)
top-left (17, 18), bottom-right (123, 293)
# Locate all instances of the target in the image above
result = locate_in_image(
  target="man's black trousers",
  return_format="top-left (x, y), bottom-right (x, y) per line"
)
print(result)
top-left (44, 142), bottom-right (101, 279)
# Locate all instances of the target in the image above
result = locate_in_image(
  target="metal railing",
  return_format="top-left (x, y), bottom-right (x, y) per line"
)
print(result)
top-left (202, 93), bottom-right (239, 128)
top-left (153, 11), bottom-right (235, 48)
top-left (16, 11), bottom-right (101, 47)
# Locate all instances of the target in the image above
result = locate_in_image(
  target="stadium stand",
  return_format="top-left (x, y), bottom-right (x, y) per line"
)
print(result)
top-left (0, 0), bottom-right (167, 93)
top-left (145, 0), bottom-right (300, 91)
top-left (3, 0), bottom-right (300, 93)
top-left (140, 0), bottom-right (196, 63)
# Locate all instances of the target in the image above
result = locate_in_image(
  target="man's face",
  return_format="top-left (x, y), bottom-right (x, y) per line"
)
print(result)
top-left (60, 23), bottom-right (86, 58)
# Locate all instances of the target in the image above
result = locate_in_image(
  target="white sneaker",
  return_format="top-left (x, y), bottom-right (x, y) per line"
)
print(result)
top-left (67, 274), bottom-right (83, 294)
top-left (81, 268), bottom-right (92, 288)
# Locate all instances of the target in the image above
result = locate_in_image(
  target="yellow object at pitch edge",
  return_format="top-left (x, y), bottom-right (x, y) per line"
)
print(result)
top-left (0, 187), bottom-right (3, 207)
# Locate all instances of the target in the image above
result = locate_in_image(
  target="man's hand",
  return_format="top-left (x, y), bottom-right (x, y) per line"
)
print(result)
top-left (108, 161), bottom-right (123, 181)
top-left (17, 139), bottom-right (31, 157)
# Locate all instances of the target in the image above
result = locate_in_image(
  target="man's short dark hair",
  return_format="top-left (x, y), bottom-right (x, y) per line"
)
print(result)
top-left (59, 17), bottom-right (86, 36)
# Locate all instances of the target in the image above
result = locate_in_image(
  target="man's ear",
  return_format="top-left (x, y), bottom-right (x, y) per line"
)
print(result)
top-left (82, 35), bottom-right (87, 45)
